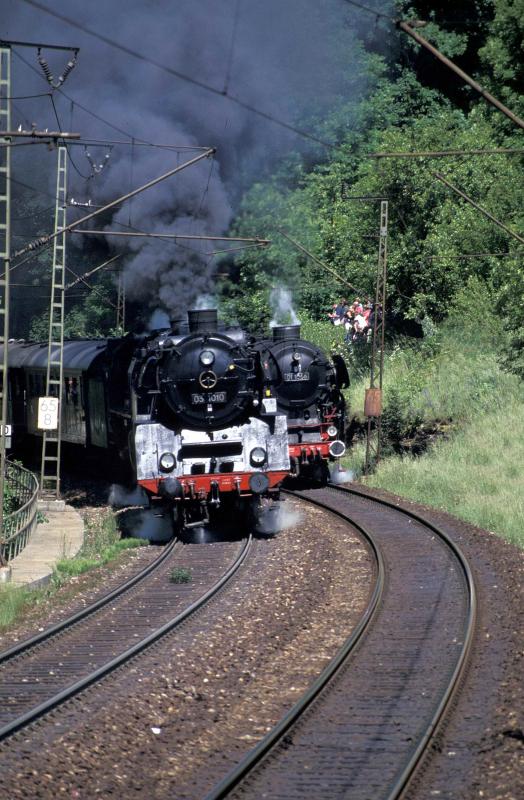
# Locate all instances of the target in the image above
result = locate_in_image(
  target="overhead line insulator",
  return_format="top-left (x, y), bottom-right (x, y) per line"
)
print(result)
top-left (37, 47), bottom-right (78, 89)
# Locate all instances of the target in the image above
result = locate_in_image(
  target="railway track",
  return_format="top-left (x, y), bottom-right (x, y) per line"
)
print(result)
top-left (206, 484), bottom-right (477, 800)
top-left (0, 534), bottom-right (252, 743)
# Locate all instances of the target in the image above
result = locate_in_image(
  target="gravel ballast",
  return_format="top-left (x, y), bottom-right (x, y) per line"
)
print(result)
top-left (0, 497), bottom-right (373, 799)
top-left (351, 484), bottom-right (524, 800)
top-left (1, 482), bottom-right (521, 800)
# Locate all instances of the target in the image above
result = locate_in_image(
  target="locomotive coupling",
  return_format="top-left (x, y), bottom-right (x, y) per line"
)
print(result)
top-left (249, 472), bottom-right (270, 494)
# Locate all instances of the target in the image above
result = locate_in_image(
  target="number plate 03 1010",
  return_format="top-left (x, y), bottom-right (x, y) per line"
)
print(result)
top-left (191, 391), bottom-right (227, 405)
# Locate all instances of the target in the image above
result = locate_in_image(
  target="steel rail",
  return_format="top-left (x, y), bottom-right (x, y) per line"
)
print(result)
top-left (205, 494), bottom-right (385, 800)
top-left (205, 485), bottom-right (476, 800)
top-left (0, 535), bottom-right (252, 742)
top-left (0, 537), bottom-right (180, 666)
top-left (331, 484), bottom-right (478, 800)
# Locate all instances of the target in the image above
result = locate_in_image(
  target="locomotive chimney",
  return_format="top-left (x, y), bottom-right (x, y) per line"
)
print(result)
top-left (187, 308), bottom-right (218, 333)
top-left (272, 324), bottom-right (301, 341)
top-left (170, 315), bottom-right (189, 335)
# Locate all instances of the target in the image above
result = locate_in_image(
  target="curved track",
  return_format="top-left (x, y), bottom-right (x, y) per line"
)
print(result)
top-left (206, 484), bottom-right (477, 800)
top-left (0, 535), bottom-right (251, 742)
top-left (0, 537), bottom-right (179, 666)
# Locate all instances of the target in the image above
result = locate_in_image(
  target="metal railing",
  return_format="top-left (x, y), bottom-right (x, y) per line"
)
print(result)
top-left (1, 460), bottom-right (39, 563)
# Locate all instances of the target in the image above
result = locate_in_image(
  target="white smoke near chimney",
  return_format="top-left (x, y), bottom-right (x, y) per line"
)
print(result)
top-left (195, 293), bottom-right (218, 310)
top-left (269, 287), bottom-right (300, 328)
top-left (147, 309), bottom-right (171, 330)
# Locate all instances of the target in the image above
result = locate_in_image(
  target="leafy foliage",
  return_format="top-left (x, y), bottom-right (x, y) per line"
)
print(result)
top-left (29, 274), bottom-right (120, 341)
top-left (219, 1), bottom-right (524, 373)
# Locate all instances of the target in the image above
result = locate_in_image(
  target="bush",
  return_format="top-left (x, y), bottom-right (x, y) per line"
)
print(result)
top-left (170, 567), bottom-right (192, 584)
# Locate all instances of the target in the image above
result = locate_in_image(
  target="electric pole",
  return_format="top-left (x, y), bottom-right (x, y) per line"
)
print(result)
top-left (40, 146), bottom-right (67, 499)
top-left (0, 45), bottom-right (11, 562)
top-left (0, 38), bottom-right (80, 544)
top-left (365, 201), bottom-right (388, 474)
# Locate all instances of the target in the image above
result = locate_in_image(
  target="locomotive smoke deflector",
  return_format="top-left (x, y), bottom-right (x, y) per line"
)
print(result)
top-left (272, 324), bottom-right (301, 341)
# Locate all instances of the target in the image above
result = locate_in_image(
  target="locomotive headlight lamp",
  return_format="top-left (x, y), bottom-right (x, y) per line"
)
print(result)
top-left (250, 447), bottom-right (267, 466)
top-left (159, 451), bottom-right (176, 472)
top-left (200, 349), bottom-right (215, 367)
top-left (327, 425), bottom-right (338, 438)
top-left (329, 440), bottom-right (346, 458)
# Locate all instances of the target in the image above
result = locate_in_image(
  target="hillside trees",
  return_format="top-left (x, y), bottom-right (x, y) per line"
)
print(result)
top-left (222, 0), bottom-right (523, 358)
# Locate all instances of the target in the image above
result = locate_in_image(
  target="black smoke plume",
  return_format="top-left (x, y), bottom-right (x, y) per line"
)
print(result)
top-left (4, 0), bottom-right (385, 322)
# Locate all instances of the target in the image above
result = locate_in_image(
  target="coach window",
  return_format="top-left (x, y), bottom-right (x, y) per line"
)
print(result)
top-left (65, 377), bottom-right (80, 406)
top-left (71, 378), bottom-right (79, 406)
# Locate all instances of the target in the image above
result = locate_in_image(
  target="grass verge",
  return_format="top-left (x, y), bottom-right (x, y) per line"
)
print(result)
top-left (307, 283), bottom-right (524, 547)
top-left (365, 396), bottom-right (524, 547)
top-left (0, 510), bottom-right (143, 631)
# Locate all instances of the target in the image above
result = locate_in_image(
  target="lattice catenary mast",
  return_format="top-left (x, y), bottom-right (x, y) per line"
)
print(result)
top-left (40, 146), bottom-right (67, 499)
top-left (364, 200), bottom-right (388, 474)
top-left (0, 45), bottom-right (11, 556)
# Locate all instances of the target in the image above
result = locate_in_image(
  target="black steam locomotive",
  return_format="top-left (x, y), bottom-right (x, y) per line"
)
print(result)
top-left (5, 309), bottom-right (290, 533)
top-left (126, 309), bottom-right (290, 529)
top-left (4, 309), bottom-right (348, 535)
top-left (256, 323), bottom-right (348, 482)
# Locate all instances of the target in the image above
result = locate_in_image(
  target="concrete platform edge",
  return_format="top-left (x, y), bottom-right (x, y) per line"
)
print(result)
top-left (8, 505), bottom-right (85, 588)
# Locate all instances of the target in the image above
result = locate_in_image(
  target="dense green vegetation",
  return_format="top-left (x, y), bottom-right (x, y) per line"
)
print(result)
top-left (336, 284), bottom-right (524, 545)
top-left (367, 397), bottom-right (524, 546)
top-left (221, 0), bottom-right (523, 368)
top-left (216, 1), bottom-right (524, 543)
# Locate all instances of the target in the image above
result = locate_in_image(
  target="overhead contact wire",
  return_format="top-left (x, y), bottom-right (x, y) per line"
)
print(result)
top-left (49, 94), bottom-right (91, 179)
top-left (19, 0), bottom-right (335, 148)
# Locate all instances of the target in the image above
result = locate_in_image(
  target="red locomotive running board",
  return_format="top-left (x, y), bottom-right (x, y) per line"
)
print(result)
top-left (288, 442), bottom-right (331, 458)
top-left (139, 470), bottom-right (289, 496)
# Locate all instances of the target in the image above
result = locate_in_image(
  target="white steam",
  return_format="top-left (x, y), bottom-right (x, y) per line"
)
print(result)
top-left (329, 465), bottom-right (353, 485)
top-left (269, 287), bottom-right (300, 328)
top-left (109, 484), bottom-right (149, 508)
top-left (256, 499), bottom-right (303, 536)
top-left (109, 484), bottom-right (174, 541)
top-left (126, 509), bottom-right (174, 542)
top-left (195, 294), bottom-right (218, 310)
top-left (147, 309), bottom-right (171, 330)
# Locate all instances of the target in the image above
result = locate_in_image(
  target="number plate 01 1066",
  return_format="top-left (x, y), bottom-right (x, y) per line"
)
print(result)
top-left (191, 391), bottom-right (227, 405)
